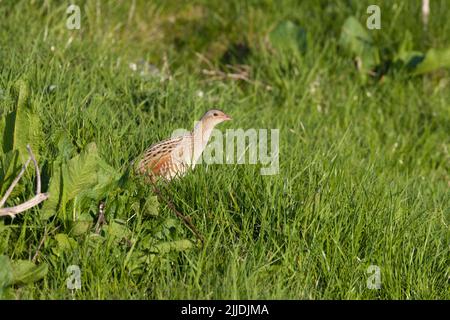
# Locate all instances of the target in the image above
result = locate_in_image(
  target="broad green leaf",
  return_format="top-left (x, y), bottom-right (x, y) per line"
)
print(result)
top-left (143, 195), bottom-right (159, 217)
top-left (64, 143), bottom-right (102, 201)
top-left (394, 32), bottom-right (450, 75)
top-left (396, 51), bottom-right (425, 70)
top-left (10, 260), bottom-right (48, 285)
top-left (0, 115), bottom-right (4, 152)
top-left (71, 213), bottom-right (93, 236)
top-left (42, 142), bottom-right (120, 220)
top-left (55, 233), bottom-right (78, 252)
top-left (0, 255), bottom-right (13, 293)
top-left (1, 111), bottom-right (15, 154)
top-left (0, 221), bottom-right (12, 253)
top-left (2, 80), bottom-right (42, 162)
top-left (151, 239), bottom-right (193, 254)
top-left (0, 150), bottom-right (22, 196)
top-left (40, 160), bottom-right (63, 220)
top-left (52, 233), bottom-right (78, 256)
top-left (412, 47), bottom-right (450, 75)
top-left (339, 16), bottom-right (380, 78)
top-left (269, 20), bottom-right (307, 54)
top-left (394, 31), bottom-right (425, 70)
top-left (104, 220), bottom-right (131, 241)
top-left (56, 131), bottom-right (77, 161)
top-left (71, 222), bottom-right (92, 236)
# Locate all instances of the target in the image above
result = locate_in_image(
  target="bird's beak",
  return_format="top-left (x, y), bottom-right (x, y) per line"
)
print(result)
top-left (223, 114), bottom-right (232, 121)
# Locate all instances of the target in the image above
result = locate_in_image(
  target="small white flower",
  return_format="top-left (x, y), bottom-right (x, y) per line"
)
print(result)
top-left (129, 63), bottom-right (137, 71)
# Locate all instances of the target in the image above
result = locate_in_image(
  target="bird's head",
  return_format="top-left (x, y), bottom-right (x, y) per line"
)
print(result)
top-left (200, 109), bottom-right (232, 127)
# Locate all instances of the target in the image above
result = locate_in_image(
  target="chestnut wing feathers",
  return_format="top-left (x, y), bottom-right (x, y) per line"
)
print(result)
top-left (137, 134), bottom-right (191, 180)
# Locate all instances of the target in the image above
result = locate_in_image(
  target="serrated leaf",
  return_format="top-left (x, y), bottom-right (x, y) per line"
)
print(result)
top-left (10, 260), bottom-right (48, 285)
top-left (64, 143), bottom-right (102, 201)
top-left (42, 142), bottom-right (120, 220)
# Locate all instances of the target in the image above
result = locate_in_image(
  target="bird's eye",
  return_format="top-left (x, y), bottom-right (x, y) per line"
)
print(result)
top-left (213, 113), bottom-right (218, 116)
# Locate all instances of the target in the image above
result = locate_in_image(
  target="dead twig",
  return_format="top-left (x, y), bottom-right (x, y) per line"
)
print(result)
top-left (0, 145), bottom-right (49, 218)
top-left (94, 201), bottom-right (106, 234)
top-left (195, 52), bottom-right (272, 91)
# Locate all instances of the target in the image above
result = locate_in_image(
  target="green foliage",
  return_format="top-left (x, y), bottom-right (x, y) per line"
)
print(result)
top-left (52, 233), bottom-right (78, 257)
top-left (394, 31), bottom-right (450, 75)
top-left (0, 80), bottom-right (42, 203)
top-left (339, 16), bottom-right (380, 80)
top-left (0, 0), bottom-right (448, 299)
top-left (41, 142), bottom-right (120, 220)
top-left (1, 80), bottom-right (42, 163)
top-left (0, 150), bottom-right (22, 196)
top-left (0, 255), bottom-right (47, 298)
top-left (152, 239), bottom-right (194, 254)
top-left (269, 20), bottom-right (307, 55)
top-left (412, 47), bottom-right (450, 75)
top-left (339, 18), bottom-right (450, 80)
top-left (11, 260), bottom-right (48, 285)
top-left (0, 255), bottom-right (13, 297)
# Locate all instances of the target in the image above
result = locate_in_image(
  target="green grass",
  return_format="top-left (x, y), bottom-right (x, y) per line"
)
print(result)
top-left (0, 0), bottom-right (449, 299)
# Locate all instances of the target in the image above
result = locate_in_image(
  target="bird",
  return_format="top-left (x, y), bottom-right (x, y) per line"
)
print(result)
top-left (136, 109), bottom-right (232, 181)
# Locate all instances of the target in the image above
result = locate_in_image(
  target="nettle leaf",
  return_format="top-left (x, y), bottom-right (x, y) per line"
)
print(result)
top-left (10, 260), bottom-right (48, 285)
top-left (269, 20), bottom-right (307, 54)
top-left (339, 16), bottom-right (380, 78)
top-left (64, 143), bottom-right (102, 201)
top-left (42, 142), bottom-right (120, 220)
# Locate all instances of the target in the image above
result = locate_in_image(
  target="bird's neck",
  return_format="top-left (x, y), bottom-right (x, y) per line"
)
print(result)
top-left (192, 120), bottom-right (215, 164)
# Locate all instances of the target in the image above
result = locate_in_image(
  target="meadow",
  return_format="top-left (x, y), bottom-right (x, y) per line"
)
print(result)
top-left (0, 0), bottom-right (449, 299)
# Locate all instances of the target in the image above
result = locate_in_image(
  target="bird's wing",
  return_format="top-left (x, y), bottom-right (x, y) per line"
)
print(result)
top-left (137, 134), bottom-right (191, 179)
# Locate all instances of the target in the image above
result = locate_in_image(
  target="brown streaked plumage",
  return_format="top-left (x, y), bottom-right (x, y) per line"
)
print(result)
top-left (137, 109), bottom-right (231, 181)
